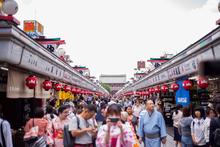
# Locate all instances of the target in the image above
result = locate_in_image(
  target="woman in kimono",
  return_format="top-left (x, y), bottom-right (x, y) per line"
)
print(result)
top-left (96, 103), bottom-right (139, 147)
top-left (50, 105), bottom-right (70, 147)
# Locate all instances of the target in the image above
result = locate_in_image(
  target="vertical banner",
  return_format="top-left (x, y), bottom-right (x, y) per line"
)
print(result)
top-left (175, 80), bottom-right (190, 106)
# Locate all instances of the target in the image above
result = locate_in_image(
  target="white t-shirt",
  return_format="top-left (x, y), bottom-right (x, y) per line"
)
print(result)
top-left (172, 110), bottom-right (183, 127)
top-left (68, 115), bottom-right (94, 144)
top-left (132, 105), bottom-right (144, 118)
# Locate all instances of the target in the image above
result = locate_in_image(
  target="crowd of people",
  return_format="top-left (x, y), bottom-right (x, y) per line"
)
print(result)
top-left (1, 95), bottom-right (220, 147)
top-left (172, 104), bottom-right (220, 147)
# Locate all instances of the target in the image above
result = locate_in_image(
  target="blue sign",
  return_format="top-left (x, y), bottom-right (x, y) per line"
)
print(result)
top-left (176, 80), bottom-right (190, 106)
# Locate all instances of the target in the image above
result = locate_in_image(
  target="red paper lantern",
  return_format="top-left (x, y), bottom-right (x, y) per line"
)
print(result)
top-left (42, 80), bottom-right (52, 91)
top-left (64, 85), bottom-right (71, 92)
top-left (154, 86), bottom-right (160, 93)
top-left (183, 80), bottom-right (193, 90)
top-left (161, 85), bottom-right (168, 93)
top-left (54, 83), bottom-right (62, 91)
top-left (76, 88), bottom-right (81, 94)
top-left (145, 90), bottom-right (150, 96)
top-left (170, 83), bottom-right (179, 91)
top-left (149, 88), bottom-right (155, 94)
top-left (25, 75), bottom-right (37, 89)
top-left (141, 91), bottom-right (146, 95)
top-left (71, 87), bottom-right (77, 93)
top-left (197, 77), bottom-right (209, 89)
top-left (136, 91), bottom-right (141, 95)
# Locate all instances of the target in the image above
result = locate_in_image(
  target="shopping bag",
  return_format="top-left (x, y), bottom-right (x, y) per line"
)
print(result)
top-left (23, 125), bottom-right (39, 144)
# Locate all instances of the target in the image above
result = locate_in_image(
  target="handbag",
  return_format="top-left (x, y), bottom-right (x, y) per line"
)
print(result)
top-left (63, 116), bottom-right (80, 147)
top-left (23, 119), bottom-right (39, 144)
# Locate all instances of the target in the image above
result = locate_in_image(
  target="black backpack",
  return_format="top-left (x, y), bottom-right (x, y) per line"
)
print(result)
top-left (63, 116), bottom-right (80, 147)
top-left (213, 118), bottom-right (220, 147)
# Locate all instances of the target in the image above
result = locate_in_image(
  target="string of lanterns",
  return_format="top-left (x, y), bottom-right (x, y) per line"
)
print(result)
top-left (122, 77), bottom-right (209, 96)
top-left (25, 75), bottom-right (101, 95)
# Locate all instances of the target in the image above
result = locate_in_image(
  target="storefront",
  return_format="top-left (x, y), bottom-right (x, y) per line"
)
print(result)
top-left (119, 25), bottom-right (220, 119)
top-left (0, 21), bottom-right (107, 145)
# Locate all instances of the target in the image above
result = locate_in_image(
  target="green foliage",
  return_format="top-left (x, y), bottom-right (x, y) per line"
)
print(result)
top-left (100, 83), bottom-right (111, 92)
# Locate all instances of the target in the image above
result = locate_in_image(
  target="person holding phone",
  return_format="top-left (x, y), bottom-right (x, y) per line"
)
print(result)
top-left (69, 104), bottom-right (97, 147)
top-left (96, 104), bottom-right (139, 147)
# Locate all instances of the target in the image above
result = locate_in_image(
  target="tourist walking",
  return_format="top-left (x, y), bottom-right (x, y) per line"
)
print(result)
top-left (24, 107), bottom-right (48, 147)
top-left (69, 104), bottom-right (97, 147)
top-left (179, 107), bottom-right (193, 147)
top-left (50, 105), bottom-right (70, 147)
top-left (172, 104), bottom-right (183, 147)
top-left (96, 103), bottom-right (139, 147)
top-left (209, 104), bottom-right (220, 147)
top-left (137, 99), bottom-right (167, 147)
top-left (191, 107), bottom-right (206, 147)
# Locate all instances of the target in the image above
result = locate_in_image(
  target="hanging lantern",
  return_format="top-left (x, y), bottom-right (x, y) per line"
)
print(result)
top-left (54, 83), bottom-right (62, 91)
top-left (136, 91), bottom-right (141, 95)
top-left (141, 91), bottom-right (146, 95)
top-left (145, 90), bottom-right (150, 96)
top-left (42, 80), bottom-right (52, 91)
top-left (170, 83), bottom-right (179, 91)
top-left (161, 85), bottom-right (168, 93)
top-left (183, 80), bottom-right (193, 90)
top-left (64, 85), bottom-right (71, 92)
top-left (71, 87), bottom-right (77, 93)
top-left (25, 75), bottom-right (37, 89)
top-left (154, 86), bottom-right (160, 93)
top-left (197, 77), bottom-right (209, 89)
top-left (76, 88), bottom-right (81, 94)
top-left (149, 88), bottom-right (155, 94)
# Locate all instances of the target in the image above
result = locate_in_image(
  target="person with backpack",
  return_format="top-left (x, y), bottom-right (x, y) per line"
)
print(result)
top-left (191, 107), bottom-right (207, 147)
top-left (69, 104), bottom-right (97, 147)
top-left (209, 104), bottom-right (220, 147)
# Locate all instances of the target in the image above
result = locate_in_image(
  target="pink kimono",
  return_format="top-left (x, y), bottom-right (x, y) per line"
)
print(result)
top-left (51, 117), bottom-right (70, 147)
top-left (96, 123), bottom-right (139, 147)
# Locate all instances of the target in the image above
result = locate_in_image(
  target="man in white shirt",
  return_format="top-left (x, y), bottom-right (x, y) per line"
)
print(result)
top-left (132, 99), bottom-right (144, 118)
top-left (69, 104), bottom-right (97, 147)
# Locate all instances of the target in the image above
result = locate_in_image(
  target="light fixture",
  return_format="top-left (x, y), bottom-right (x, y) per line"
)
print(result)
top-left (0, 67), bottom-right (8, 71)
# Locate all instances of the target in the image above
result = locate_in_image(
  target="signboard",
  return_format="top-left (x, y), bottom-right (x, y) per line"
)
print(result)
top-left (137, 61), bottom-right (145, 69)
top-left (23, 20), bottom-right (44, 38)
top-left (175, 80), bottom-right (190, 106)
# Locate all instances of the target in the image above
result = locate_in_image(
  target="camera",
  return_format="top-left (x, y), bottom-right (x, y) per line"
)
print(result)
top-left (109, 117), bottom-right (120, 122)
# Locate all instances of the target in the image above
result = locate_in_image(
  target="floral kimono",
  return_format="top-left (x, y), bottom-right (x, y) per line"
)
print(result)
top-left (51, 117), bottom-right (70, 147)
top-left (96, 123), bottom-right (139, 147)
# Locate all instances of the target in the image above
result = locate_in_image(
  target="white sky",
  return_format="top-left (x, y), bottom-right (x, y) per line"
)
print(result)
top-left (16, 0), bottom-right (220, 81)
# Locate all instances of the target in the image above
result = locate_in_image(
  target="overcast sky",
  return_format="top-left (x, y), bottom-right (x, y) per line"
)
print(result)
top-left (16, 0), bottom-right (220, 80)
